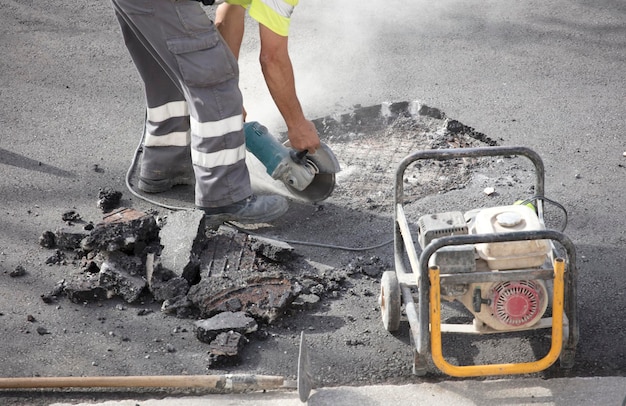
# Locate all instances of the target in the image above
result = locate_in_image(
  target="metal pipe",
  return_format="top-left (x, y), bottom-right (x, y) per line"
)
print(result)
top-left (439, 268), bottom-right (554, 284)
top-left (0, 374), bottom-right (287, 391)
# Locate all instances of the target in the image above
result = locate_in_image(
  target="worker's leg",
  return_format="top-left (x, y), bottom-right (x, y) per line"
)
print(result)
top-left (111, 0), bottom-right (287, 221)
top-left (114, 11), bottom-right (194, 193)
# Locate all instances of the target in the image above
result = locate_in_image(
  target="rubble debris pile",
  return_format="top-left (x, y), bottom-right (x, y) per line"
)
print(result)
top-left (186, 226), bottom-right (301, 323)
top-left (38, 206), bottom-right (349, 366)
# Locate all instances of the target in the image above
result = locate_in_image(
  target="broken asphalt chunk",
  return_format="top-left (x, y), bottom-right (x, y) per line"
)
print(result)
top-left (81, 208), bottom-right (159, 253)
top-left (97, 187), bottom-right (123, 213)
top-left (39, 231), bottom-right (56, 248)
top-left (202, 226), bottom-right (254, 276)
top-left (54, 228), bottom-right (89, 250)
top-left (64, 274), bottom-right (108, 303)
top-left (158, 209), bottom-right (207, 283)
top-left (137, 308), bottom-right (153, 316)
top-left (248, 235), bottom-right (295, 262)
top-left (151, 277), bottom-right (189, 303)
top-left (145, 253), bottom-right (190, 303)
top-left (161, 295), bottom-right (195, 318)
top-left (188, 276), bottom-right (300, 323)
top-left (36, 326), bottom-right (51, 336)
top-left (10, 265), bottom-right (26, 277)
top-left (194, 311), bottom-right (257, 344)
top-left (41, 280), bottom-right (66, 303)
top-left (61, 210), bottom-right (81, 223)
top-left (99, 251), bottom-right (147, 303)
top-left (45, 250), bottom-right (67, 265)
top-left (292, 293), bottom-right (321, 309)
top-left (207, 331), bottom-right (247, 367)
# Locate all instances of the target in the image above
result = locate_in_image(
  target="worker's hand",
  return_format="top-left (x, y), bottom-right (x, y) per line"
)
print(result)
top-left (287, 119), bottom-right (321, 154)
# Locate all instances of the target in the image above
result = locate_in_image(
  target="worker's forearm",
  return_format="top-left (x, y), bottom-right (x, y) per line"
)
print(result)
top-left (258, 25), bottom-right (320, 152)
top-left (260, 56), bottom-right (319, 152)
top-left (260, 55), bottom-right (305, 128)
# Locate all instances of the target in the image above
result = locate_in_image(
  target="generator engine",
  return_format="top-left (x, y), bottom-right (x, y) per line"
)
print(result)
top-left (417, 205), bottom-right (551, 331)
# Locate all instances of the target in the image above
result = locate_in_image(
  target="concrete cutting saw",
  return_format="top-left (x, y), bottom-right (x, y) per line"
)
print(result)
top-left (244, 121), bottom-right (340, 202)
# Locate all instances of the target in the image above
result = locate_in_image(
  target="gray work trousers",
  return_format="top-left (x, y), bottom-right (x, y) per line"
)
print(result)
top-left (112, 0), bottom-right (252, 208)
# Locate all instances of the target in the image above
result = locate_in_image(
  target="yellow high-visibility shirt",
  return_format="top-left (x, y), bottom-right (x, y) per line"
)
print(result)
top-left (226, 0), bottom-right (298, 37)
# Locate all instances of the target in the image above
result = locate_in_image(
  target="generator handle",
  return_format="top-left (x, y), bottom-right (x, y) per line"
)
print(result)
top-left (394, 146), bottom-right (546, 215)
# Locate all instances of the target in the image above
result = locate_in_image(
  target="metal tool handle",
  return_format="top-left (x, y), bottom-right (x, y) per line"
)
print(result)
top-left (291, 149), bottom-right (309, 165)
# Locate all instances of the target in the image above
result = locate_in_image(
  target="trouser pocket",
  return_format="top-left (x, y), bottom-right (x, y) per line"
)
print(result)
top-left (167, 30), bottom-right (238, 88)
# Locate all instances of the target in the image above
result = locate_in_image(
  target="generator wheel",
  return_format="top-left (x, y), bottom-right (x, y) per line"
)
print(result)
top-left (380, 271), bottom-right (401, 332)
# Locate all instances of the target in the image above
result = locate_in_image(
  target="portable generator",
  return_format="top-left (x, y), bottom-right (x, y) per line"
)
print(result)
top-left (379, 146), bottom-right (578, 377)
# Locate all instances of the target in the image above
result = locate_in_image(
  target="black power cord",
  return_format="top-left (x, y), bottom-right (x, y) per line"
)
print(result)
top-left (516, 195), bottom-right (569, 232)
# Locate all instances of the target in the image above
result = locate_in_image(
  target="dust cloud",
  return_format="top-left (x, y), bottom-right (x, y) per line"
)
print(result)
top-left (285, 1), bottom-right (467, 116)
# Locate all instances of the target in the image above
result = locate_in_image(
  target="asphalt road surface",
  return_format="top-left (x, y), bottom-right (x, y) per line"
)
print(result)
top-left (0, 0), bottom-right (624, 402)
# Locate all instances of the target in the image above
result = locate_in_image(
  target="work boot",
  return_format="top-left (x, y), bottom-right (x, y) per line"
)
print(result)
top-left (200, 195), bottom-right (288, 224)
top-left (137, 145), bottom-right (195, 193)
top-left (138, 145), bottom-right (195, 193)
top-left (138, 170), bottom-right (195, 193)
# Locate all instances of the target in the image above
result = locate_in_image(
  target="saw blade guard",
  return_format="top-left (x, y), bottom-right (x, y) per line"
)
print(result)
top-left (244, 121), bottom-right (340, 202)
top-left (282, 138), bottom-right (341, 202)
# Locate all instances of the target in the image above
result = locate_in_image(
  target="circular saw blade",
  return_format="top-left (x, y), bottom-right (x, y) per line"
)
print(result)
top-left (283, 142), bottom-right (340, 202)
top-left (286, 172), bottom-right (335, 202)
